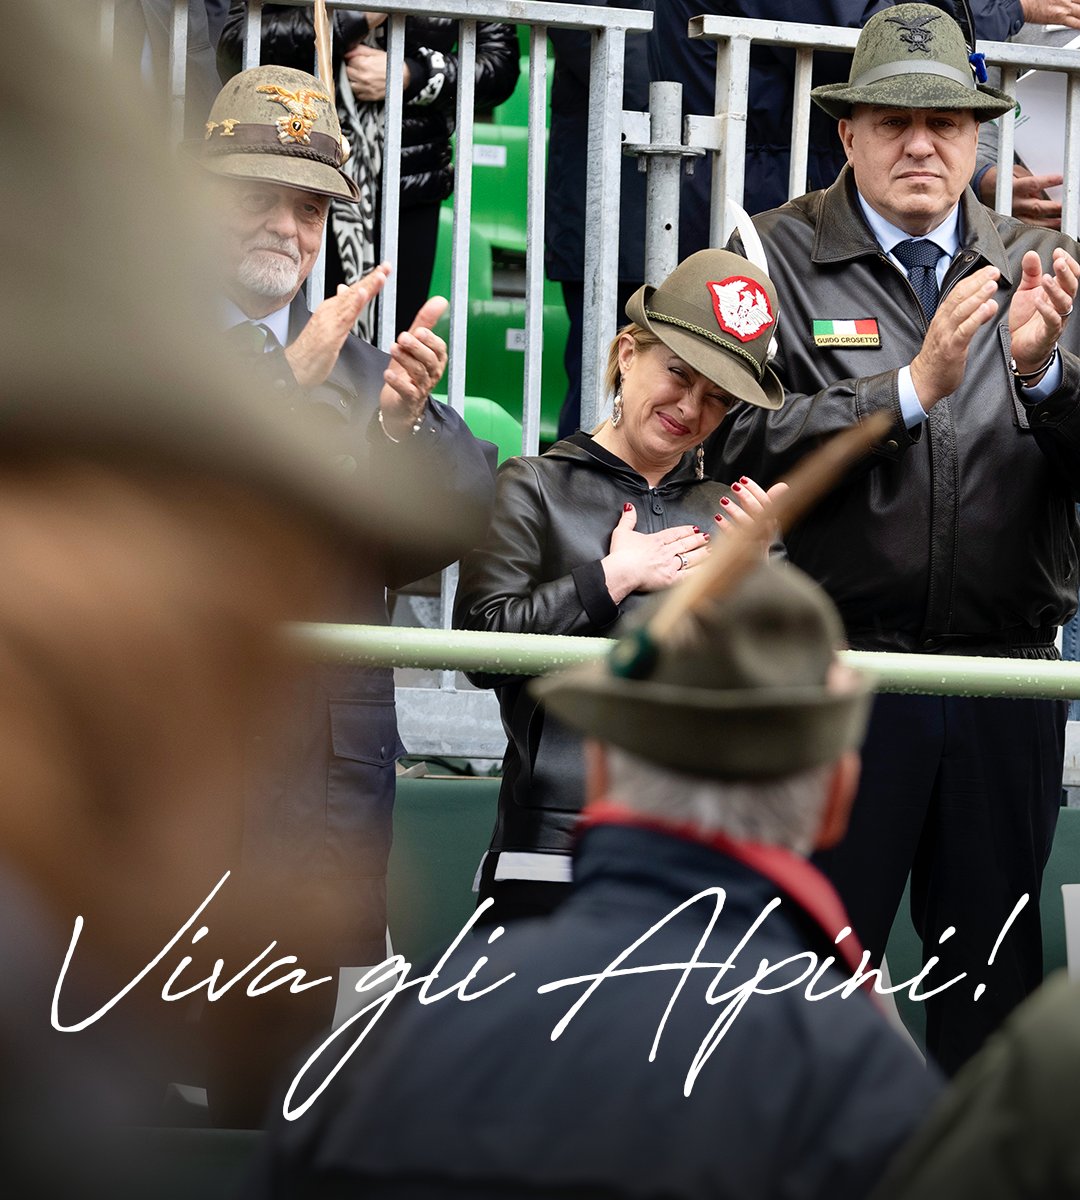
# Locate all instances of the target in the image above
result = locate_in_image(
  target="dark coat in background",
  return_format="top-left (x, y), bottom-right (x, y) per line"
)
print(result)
top-left (649, 0), bottom-right (1025, 255)
top-left (544, 0), bottom-right (651, 286)
top-left (246, 822), bottom-right (942, 1199)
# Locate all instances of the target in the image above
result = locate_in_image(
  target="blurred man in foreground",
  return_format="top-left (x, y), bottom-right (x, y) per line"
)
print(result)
top-left (1, 2), bottom-right (467, 1189)
top-left (191, 64), bottom-right (495, 1120)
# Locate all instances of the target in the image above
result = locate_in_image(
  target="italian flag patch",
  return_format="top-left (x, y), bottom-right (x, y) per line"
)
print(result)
top-left (812, 319), bottom-right (880, 347)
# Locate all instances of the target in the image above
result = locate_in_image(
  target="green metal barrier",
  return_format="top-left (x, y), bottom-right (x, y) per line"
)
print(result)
top-left (286, 624), bottom-right (1080, 701)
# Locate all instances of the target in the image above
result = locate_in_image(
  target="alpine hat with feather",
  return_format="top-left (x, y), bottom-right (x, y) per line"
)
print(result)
top-left (532, 561), bottom-right (873, 781)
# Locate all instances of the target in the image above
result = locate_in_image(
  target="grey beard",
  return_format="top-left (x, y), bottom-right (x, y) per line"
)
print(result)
top-left (236, 247), bottom-right (301, 302)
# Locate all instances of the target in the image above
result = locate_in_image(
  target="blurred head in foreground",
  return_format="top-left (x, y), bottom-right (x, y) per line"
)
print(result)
top-left (0, 1), bottom-right (449, 1181)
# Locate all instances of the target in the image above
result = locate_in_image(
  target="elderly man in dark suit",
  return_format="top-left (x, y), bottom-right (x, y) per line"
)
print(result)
top-left (193, 63), bottom-right (495, 1122)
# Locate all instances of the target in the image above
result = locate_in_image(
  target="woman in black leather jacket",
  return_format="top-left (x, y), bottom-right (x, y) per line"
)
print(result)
top-left (454, 249), bottom-right (787, 923)
top-left (218, 5), bottom-right (518, 330)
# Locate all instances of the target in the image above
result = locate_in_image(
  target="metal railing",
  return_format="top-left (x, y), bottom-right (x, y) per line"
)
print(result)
top-left (688, 14), bottom-right (1080, 242)
top-left (94, 3), bottom-right (1080, 759)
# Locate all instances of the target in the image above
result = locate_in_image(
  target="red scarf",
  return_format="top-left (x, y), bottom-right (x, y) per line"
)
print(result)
top-left (579, 801), bottom-right (871, 983)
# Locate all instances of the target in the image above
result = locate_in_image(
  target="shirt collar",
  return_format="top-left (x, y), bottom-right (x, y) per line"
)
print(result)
top-left (856, 191), bottom-right (961, 262)
top-left (221, 297), bottom-right (291, 349)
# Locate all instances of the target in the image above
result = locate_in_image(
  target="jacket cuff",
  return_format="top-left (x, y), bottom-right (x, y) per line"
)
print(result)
top-left (403, 56), bottom-right (427, 102)
top-left (572, 561), bottom-right (620, 629)
top-left (857, 369), bottom-right (922, 461)
top-left (1020, 348), bottom-right (1080, 428)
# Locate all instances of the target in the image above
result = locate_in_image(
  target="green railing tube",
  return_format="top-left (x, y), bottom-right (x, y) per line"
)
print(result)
top-left (285, 623), bottom-right (1080, 701)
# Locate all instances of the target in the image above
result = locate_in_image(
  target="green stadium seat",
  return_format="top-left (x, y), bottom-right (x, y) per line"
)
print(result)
top-left (470, 124), bottom-right (533, 254)
top-left (456, 297), bottom-right (569, 442)
top-left (431, 391), bottom-right (524, 464)
top-left (428, 205), bottom-right (494, 302)
top-left (387, 775), bottom-right (501, 964)
top-left (494, 54), bottom-right (554, 129)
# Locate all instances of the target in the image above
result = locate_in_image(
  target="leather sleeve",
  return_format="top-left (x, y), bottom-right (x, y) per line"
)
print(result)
top-left (707, 234), bottom-right (918, 488)
top-left (406, 22), bottom-right (519, 114)
top-left (1019, 348), bottom-right (1080, 501)
top-left (453, 458), bottom-right (620, 648)
top-left (217, 2), bottom-right (368, 80)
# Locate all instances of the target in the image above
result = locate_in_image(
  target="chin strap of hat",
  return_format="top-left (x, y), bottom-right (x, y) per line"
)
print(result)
top-left (725, 198), bottom-right (780, 365)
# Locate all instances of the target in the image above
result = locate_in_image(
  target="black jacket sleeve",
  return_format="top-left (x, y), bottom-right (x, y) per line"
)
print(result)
top-left (217, 1), bottom-right (369, 80)
top-left (366, 399), bottom-right (497, 591)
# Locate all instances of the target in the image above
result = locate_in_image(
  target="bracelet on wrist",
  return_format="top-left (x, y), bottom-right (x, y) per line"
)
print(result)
top-left (1010, 346), bottom-right (1058, 387)
top-left (378, 408), bottom-right (424, 442)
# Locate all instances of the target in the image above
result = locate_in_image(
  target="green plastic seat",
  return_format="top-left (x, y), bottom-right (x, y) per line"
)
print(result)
top-left (494, 53), bottom-right (554, 129)
top-left (455, 297), bottom-right (569, 442)
top-left (428, 206), bottom-right (494, 302)
top-left (470, 124), bottom-right (534, 255)
top-left (431, 391), bottom-right (524, 464)
top-left (387, 776), bottom-right (501, 964)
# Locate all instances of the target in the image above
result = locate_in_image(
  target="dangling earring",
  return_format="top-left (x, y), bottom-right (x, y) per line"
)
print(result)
top-left (695, 444), bottom-right (705, 480)
top-left (611, 391), bottom-right (623, 429)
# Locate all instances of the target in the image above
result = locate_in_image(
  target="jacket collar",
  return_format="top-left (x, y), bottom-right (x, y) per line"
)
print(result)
top-left (812, 165), bottom-right (1013, 285)
top-left (545, 431), bottom-right (701, 489)
top-left (578, 801), bottom-right (869, 980)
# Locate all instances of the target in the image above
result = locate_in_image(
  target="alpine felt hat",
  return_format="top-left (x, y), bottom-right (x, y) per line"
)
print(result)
top-left (193, 64), bottom-right (359, 202)
top-left (532, 562), bottom-right (874, 781)
top-left (625, 249), bottom-right (785, 411)
top-left (810, 3), bottom-right (1014, 121)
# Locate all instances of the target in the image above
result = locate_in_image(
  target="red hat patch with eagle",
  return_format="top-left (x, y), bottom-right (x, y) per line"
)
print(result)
top-left (707, 276), bottom-right (775, 343)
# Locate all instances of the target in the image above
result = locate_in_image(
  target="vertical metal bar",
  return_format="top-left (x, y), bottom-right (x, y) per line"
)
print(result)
top-left (1063, 72), bottom-right (1080, 240)
top-left (243, 0), bottom-right (263, 71)
top-left (789, 47), bottom-right (814, 202)
top-left (446, 19), bottom-right (477, 415)
top-left (521, 25), bottom-right (549, 457)
top-left (995, 66), bottom-right (1018, 218)
top-left (644, 82), bottom-right (682, 287)
top-left (580, 25), bottom-right (626, 432)
top-left (99, 0), bottom-right (116, 56)
top-left (169, 0), bottom-right (189, 142)
top-left (439, 21), bottom-right (479, 681)
top-left (378, 12), bottom-right (408, 348)
top-left (307, 19), bottom-right (333, 308)
top-left (709, 36), bottom-right (750, 247)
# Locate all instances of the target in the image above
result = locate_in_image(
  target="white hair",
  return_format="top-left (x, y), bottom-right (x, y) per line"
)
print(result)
top-left (604, 746), bottom-right (833, 856)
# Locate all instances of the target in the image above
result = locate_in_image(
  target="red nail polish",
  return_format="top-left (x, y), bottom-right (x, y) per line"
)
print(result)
top-left (703, 532), bottom-right (710, 541)
top-left (731, 483), bottom-right (741, 492)
top-left (739, 477), bottom-right (749, 484)
top-left (623, 503), bottom-right (633, 512)
top-left (693, 525), bottom-right (701, 533)
top-left (720, 497), bottom-right (730, 506)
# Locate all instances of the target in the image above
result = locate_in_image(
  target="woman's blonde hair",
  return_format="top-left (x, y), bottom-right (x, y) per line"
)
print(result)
top-left (602, 322), bottom-right (663, 401)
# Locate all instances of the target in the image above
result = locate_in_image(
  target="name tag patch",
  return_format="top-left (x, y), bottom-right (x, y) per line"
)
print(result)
top-left (813, 318), bottom-right (880, 347)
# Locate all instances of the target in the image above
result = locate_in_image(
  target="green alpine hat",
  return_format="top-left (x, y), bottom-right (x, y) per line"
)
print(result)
top-left (810, 3), bottom-right (1014, 121)
top-left (532, 562), bottom-right (874, 781)
top-left (625, 249), bottom-right (785, 411)
top-left (193, 64), bottom-right (359, 202)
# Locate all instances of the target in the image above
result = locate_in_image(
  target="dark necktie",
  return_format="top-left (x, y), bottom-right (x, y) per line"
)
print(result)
top-left (892, 239), bottom-right (946, 320)
top-left (226, 321), bottom-right (274, 355)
